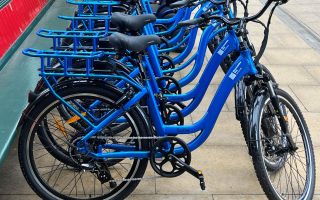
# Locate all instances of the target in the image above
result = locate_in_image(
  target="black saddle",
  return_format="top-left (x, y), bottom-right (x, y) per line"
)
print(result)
top-left (111, 12), bottom-right (157, 32)
top-left (108, 32), bottom-right (161, 52)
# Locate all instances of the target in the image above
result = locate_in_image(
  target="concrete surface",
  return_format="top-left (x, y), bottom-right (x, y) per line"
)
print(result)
top-left (0, 0), bottom-right (319, 199)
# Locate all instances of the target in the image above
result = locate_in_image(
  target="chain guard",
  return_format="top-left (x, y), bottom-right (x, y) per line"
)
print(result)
top-left (150, 137), bottom-right (191, 178)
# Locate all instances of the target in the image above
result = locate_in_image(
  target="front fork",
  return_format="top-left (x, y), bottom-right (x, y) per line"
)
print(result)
top-left (266, 80), bottom-right (298, 152)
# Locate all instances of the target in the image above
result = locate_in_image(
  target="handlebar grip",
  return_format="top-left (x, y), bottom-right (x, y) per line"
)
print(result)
top-left (169, 0), bottom-right (199, 8)
top-left (209, 0), bottom-right (226, 5)
top-left (177, 18), bottom-right (205, 28)
top-left (169, 0), bottom-right (189, 8)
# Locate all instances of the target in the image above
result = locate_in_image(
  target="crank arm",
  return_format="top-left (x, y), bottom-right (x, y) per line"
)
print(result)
top-left (170, 154), bottom-right (206, 190)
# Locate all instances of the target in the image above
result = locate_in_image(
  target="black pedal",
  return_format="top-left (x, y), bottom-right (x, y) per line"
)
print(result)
top-left (95, 163), bottom-right (117, 188)
top-left (170, 154), bottom-right (206, 190)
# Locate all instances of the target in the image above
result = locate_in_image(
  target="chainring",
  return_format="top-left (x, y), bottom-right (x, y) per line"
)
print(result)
top-left (160, 103), bottom-right (184, 125)
top-left (150, 137), bottom-right (191, 178)
top-left (156, 76), bottom-right (181, 95)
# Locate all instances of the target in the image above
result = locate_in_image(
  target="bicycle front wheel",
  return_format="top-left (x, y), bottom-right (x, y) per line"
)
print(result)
top-left (250, 88), bottom-right (315, 200)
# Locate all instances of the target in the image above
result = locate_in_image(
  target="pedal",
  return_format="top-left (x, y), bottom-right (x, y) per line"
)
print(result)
top-left (170, 154), bottom-right (206, 190)
top-left (95, 162), bottom-right (117, 188)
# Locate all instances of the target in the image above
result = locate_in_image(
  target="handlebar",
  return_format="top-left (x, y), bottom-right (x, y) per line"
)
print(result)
top-left (177, 18), bottom-right (205, 28)
top-left (178, 0), bottom-right (287, 27)
top-left (169, 0), bottom-right (198, 8)
top-left (169, 0), bottom-right (230, 9)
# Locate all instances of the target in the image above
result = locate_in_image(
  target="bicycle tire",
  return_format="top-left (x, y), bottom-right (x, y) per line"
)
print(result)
top-left (249, 88), bottom-right (315, 200)
top-left (19, 81), bottom-right (150, 200)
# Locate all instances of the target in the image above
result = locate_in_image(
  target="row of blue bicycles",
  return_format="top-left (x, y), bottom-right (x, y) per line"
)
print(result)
top-left (19, 0), bottom-right (315, 199)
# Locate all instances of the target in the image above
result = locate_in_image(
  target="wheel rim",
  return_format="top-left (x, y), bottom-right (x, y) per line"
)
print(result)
top-left (24, 93), bottom-right (143, 199)
top-left (257, 95), bottom-right (314, 200)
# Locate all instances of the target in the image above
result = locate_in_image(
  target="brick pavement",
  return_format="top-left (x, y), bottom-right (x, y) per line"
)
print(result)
top-left (0, 0), bottom-right (319, 199)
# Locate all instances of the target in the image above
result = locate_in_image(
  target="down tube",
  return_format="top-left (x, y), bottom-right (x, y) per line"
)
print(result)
top-left (166, 51), bottom-right (258, 152)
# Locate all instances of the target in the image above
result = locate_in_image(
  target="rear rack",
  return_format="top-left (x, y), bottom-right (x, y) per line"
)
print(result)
top-left (66, 0), bottom-right (121, 16)
top-left (66, 0), bottom-right (121, 6)
top-left (36, 29), bottom-right (108, 51)
top-left (23, 48), bottom-right (104, 58)
top-left (58, 15), bottom-right (110, 31)
top-left (37, 29), bottom-right (108, 38)
top-left (22, 48), bottom-right (142, 90)
top-left (23, 48), bottom-right (106, 77)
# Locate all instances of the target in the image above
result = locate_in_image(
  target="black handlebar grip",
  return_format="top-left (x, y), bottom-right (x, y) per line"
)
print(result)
top-left (169, 0), bottom-right (189, 8)
top-left (177, 18), bottom-right (205, 28)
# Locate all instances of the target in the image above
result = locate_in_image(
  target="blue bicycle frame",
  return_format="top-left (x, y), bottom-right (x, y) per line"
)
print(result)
top-left (68, 30), bottom-right (258, 159)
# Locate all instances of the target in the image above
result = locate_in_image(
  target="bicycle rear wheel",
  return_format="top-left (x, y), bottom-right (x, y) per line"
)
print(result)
top-left (250, 88), bottom-right (315, 200)
top-left (19, 82), bottom-right (149, 200)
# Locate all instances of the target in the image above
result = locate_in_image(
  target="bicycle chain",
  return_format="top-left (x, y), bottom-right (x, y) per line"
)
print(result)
top-left (100, 136), bottom-right (164, 140)
top-left (108, 175), bottom-right (163, 183)
top-left (95, 135), bottom-right (167, 183)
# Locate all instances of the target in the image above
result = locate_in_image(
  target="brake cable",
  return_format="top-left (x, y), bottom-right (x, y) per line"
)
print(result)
top-left (254, 2), bottom-right (280, 64)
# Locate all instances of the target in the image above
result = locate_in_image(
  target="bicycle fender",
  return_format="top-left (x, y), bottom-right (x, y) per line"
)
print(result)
top-left (18, 79), bottom-right (153, 140)
top-left (248, 89), bottom-right (267, 155)
top-left (18, 79), bottom-right (121, 127)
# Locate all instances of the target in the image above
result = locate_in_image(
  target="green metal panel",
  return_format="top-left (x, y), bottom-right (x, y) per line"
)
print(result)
top-left (0, 0), bottom-right (11, 9)
top-left (0, 0), bottom-right (57, 166)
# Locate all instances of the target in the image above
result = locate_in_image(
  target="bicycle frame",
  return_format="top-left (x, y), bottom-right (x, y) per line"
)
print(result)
top-left (39, 1), bottom-right (236, 126)
top-left (66, 30), bottom-right (258, 159)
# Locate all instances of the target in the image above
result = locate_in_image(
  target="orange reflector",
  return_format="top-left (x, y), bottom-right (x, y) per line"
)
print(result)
top-left (67, 112), bottom-right (87, 124)
top-left (283, 115), bottom-right (288, 122)
top-left (53, 117), bottom-right (67, 137)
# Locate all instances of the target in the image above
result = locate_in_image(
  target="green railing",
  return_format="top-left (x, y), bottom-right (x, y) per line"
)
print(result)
top-left (0, 0), bottom-right (11, 9)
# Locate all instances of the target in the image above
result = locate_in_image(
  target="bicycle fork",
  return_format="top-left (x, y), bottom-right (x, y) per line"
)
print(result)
top-left (266, 80), bottom-right (298, 153)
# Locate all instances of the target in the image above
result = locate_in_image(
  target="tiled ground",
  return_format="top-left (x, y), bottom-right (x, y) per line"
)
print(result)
top-left (0, 0), bottom-right (320, 199)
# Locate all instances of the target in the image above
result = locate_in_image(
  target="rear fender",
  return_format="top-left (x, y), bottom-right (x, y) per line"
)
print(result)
top-left (18, 79), bottom-right (121, 126)
top-left (18, 79), bottom-right (152, 141)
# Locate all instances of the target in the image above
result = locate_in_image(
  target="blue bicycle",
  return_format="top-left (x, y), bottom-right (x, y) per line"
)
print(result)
top-left (18, 0), bottom-right (315, 199)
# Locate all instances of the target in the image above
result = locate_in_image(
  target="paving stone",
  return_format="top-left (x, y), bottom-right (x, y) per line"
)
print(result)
top-left (129, 194), bottom-right (213, 200)
top-left (279, 85), bottom-right (308, 112)
top-left (0, 195), bottom-right (40, 200)
top-left (266, 65), bottom-right (318, 85)
top-left (133, 166), bottom-right (156, 195)
top-left (0, 139), bottom-right (34, 195)
top-left (181, 84), bottom-right (229, 114)
top-left (290, 85), bottom-right (320, 112)
top-left (212, 194), bottom-right (267, 200)
top-left (305, 66), bottom-right (320, 84)
top-left (264, 49), bottom-right (320, 66)
top-left (203, 112), bottom-right (246, 146)
top-left (247, 28), bottom-right (311, 49)
top-left (303, 112), bottom-right (320, 147)
top-left (315, 149), bottom-right (320, 194)
top-left (155, 145), bottom-right (264, 195)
